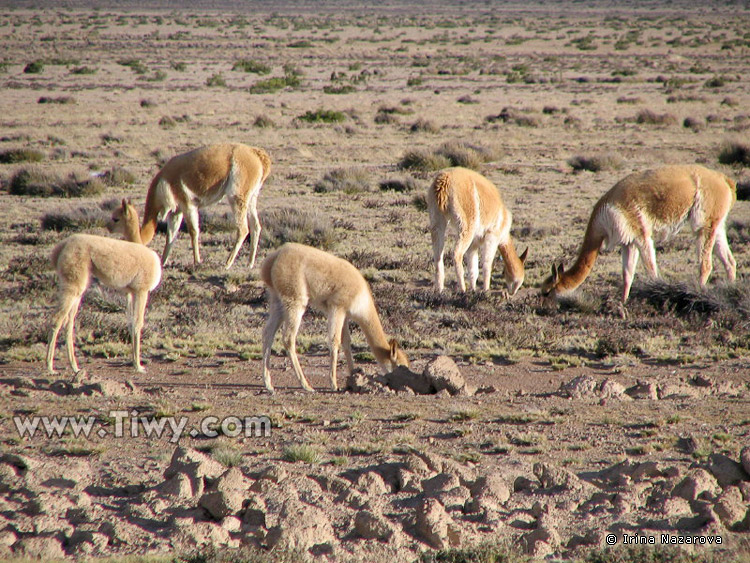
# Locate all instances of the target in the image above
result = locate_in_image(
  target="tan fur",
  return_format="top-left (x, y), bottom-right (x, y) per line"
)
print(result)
top-left (427, 167), bottom-right (528, 294)
top-left (141, 143), bottom-right (271, 269)
top-left (46, 200), bottom-right (162, 375)
top-left (541, 164), bottom-right (737, 303)
top-left (260, 243), bottom-right (409, 393)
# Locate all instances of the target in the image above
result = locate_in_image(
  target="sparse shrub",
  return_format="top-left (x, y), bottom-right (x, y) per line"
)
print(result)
top-left (297, 109), bottom-right (346, 124)
top-left (323, 84), bottom-right (356, 94)
top-left (486, 107), bottom-right (539, 127)
top-left (117, 58), bottom-right (147, 74)
top-left (380, 176), bottom-right (418, 193)
top-left (632, 279), bottom-right (723, 317)
top-left (282, 444), bottom-right (320, 464)
top-left (249, 73), bottom-right (301, 94)
top-left (101, 167), bottom-right (136, 186)
top-left (735, 180), bottom-right (750, 201)
top-left (457, 95), bottom-right (479, 104)
top-left (718, 141), bottom-right (750, 166)
top-left (37, 96), bottom-right (75, 104)
top-left (205, 73), bottom-right (226, 87)
top-left (23, 60), bottom-right (44, 74)
top-left (374, 111), bottom-right (398, 125)
top-left (140, 98), bottom-right (157, 108)
top-left (70, 66), bottom-right (96, 75)
top-left (171, 61), bottom-right (186, 71)
top-left (41, 205), bottom-right (109, 231)
top-left (704, 75), bottom-right (726, 88)
top-left (683, 117), bottom-right (704, 131)
top-left (567, 153), bottom-right (624, 173)
top-left (159, 116), bottom-right (177, 129)
top-left (314, 167), bottom-right (371, 194)
top-left (398, 149), bottom-right (451, 173)
top-left (253, 115), bottom-right (275, 128)
top-left (412, 193), bottom-right (428, 211)
top-left (617, 96), bottom-right (642, 104)
top-left (410, 118), bottom-right (440, 134)
top-left (407, 76), bottom-right (423, 87)
top-left (10, 168), bottom-right (105, 198)
top-left (635, 109), bottom-right (677, 126)
top-left (232, 59), bottom-right (271, 74)
top-left (261, 208), bottom-right (335, 250)
top-left (0, 148), bottom-right (44, 164)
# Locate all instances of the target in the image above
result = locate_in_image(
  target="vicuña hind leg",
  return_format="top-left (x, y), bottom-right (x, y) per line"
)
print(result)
top-left (714, 223), bottom-right (736, 281)
top-left (131, 291), bottom-right (148, 373)
top-left (184, 205), bottom-right (201, 266)
top-left (326, 309), bottom-right (347, 391)
top-left (261, 294), bottom-right (283, 393)
top-left (453, 228), bottom-right (474, 293)
top-left (697, 225), bottom-right (718, 286)
top-left (162, 211), bottom-right (183, 265)
top-left (481, 236), bottom-right (500, 291)
top-left (281, 304), bottom-right (315, 393)
top-left (64, 294), bottom-right (83, 374)
top-left (226, 195), bottom-right (250, 270)
top-left (621, 244), bottom-right (641, 303)
top-left (247, 191), bottom-right (262, 269)
top-left (46, 291), bottom-right (80, 373)
top-left (429, 213), bottom-right (448, 291)
top-left (342, 320), bottom-right (354, 376)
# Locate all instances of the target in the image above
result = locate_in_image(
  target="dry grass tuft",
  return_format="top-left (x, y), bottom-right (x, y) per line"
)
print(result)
top-left (260, 208), bottom-right (335, 251)
top-left (379, 176), bottom-right (419, 193)
top-left (399, 142), bottom-right (496, 173)
top-left (567, 153), bottom-right (624, 173)
top-left (409, 118), bottom-right (440, 134)
top-left (10, 167), bottom-right (105, 198)
top-left (718, 141), bottom-right (750, 166)
top-left (635, 109), bottom-right (677, 126)
top-left (0, 148), bottom-right (44, 164)
top-left (314, 167), bottom-right (371, 194)
top-left (631, 279), bottom-right (750, 318)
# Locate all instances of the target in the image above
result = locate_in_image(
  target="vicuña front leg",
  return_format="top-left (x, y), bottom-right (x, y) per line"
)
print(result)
top-left (281, 305), bottom-right (315, 393)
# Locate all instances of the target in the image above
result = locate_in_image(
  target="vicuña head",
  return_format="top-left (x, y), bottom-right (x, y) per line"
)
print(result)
top-left (139, 143), bottom-right (271, 270)
top-left (427, 166), bottom-right (528, 295)
top-left (46, 199), bottom-right (162, 375)
top-left (260, 242), bottom-right (409, 393)
top-left (541, 164), bottom-right (737, 303)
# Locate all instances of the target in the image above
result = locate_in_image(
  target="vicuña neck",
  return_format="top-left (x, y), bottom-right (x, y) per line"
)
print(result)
top-left (498, 241), bottom-right (523, 279)
top-left (355, 306), bottom-right (392, 367)
top-left (559, 216), bottom-right (603, 292)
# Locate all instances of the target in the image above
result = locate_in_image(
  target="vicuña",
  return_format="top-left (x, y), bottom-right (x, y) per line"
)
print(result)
top-left (46, 199), bottom-right (162, 374)
top-left (140, 143), bottom-right (271, 269)
top-left (427, 167), bottom-right (528, 294)
top-left (260, 243), bottom-right (409, 393)
top-left (541, 164), bottom-right (737, 303)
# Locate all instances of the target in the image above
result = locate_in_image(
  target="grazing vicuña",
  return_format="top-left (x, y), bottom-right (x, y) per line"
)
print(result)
top-left (46, 200), bottom-right (162, 374)
top-left (260, 242), bottom-right (409, 393)
top-left (140, 143), bottom-right (271, 269)
top-left (541, 164), bottom-right (737, 303)
top-left (427, 166), bottom-right (528, 294)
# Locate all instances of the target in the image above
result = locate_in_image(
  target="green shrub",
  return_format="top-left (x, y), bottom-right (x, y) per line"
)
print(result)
top-left (282, 444), bottom-right (320, 464)
top-left (0, 148), bottom-right (44, 164)
top-left (314, 167), bottom-right (371, 194)
top-left (117, 58), bottom-right (147, 74)
top-left (70, 66), bottom-right (96, 75)
top-left (23, 60), bottom-right (44, 74)
top-left (205, 73), bottom-right (226, 87)
top-left (37, 96), bottom-right (75, 104)
top-left (10, 168), bottom-right (105, 198)
top-left (297, 109), bottom-right (346, 124)
top-left (232, 59), bottom-right (271, 74)
top-left (248, 73), bottom-right (300, 94)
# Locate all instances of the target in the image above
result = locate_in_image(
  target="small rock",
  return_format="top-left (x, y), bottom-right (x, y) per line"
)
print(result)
top-left (708, 453), bottom-right (748, 488)
top-left (381, 366), bottom-right (433, 395)
top-left (242, 495), bottom-right (267, 527)
top-left (672, 469), bottom-right (720, 501)
top-left (741, 447), bottom-right (750, 476)
top-left (415, 498), bottom-right (460, 549)
top-left (514, 476), bottom-right (536, 492)
top-left (520, 526), bottom-right (559, 556)
top-left (713, 486), bottom-right (747, 529)
top-left (625, 380), bottom-right (658, 400)
top-left (265, 499), bottom-right (336, 551)
top-left (257, 465), bottom-right (287, 484)
top-left (200, 490), bottom-right (244, 520)
top-left (13, 536), bottom-right (66, 560)
top-left (559, 375), bottom-right (598, 399)
top-left (533, 463), bottom-right (579, 491)
top-left (356, 471), bottom-right (389, 496)
top-left (422, 473), bottom-right (460, 496)
top-left (424, 356), bottom-right (467, 395)
top-left (354, 510), bottom-right (394, 541)
top-left (157, 473), bottom-right (199, 499)
top-left (164, 447), bottom-right (225, 482)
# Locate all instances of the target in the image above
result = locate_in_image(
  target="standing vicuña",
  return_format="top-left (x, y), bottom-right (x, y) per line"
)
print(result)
top-left (541, 164), bottom-right (737, 303)
top-left (427, 167), bottom-right (528, 294)
top-left (140, 143), bottom-right (271, 269)
top-left (46, 200), bottom-right (162, 374)
top-left (260, 243), bottom-right (409, 393)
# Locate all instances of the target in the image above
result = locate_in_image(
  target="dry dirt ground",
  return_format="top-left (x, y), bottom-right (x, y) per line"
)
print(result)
top-left (0, 1), bottom-right (749, 561)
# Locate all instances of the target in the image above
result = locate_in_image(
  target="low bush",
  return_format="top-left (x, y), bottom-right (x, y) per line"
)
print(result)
top-left (314, 167), bottom-right (371, 194)
top-left (260, 208), bottom-right (335, 250)
top-left (232, 59), bottom-right (271, 74)
top-left (23, 60), bottom-right (44, 74)
top-left (567, 153), bottom-right (624, 173)
top-left (0, 148), bottom-right (44, 164)
top-left (379, 176), bottom-right (418, 193)
top-left (37, 96), bottom-right (75, 104)
top-left (253, 115), bottom-right (275, 128)
top-left (297, 109), bottom-right (346, 124)
top-left (10, 168), bottom-right (105, 198)
top-left (718, 141), bottom-right (750, 166)
top-left (410, 118), bottom-right (440, 134)
top-left (635, 109), bottom-right (677, 125)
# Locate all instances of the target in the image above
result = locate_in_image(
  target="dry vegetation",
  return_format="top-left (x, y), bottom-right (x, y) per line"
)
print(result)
top-left (0, 1), bottom-right (749, 562)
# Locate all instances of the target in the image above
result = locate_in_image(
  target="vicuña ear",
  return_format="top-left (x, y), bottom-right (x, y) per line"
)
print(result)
top-left (519, 247), bottom-right (529, 264)
top-left (556, 263), bottom-right (565, 277)
top-left (121, 198), bottom-right (128, 211)
top-left (550, 263), bottom-right (559, 282)
top-left (389, 339), bottom-right (399, 362)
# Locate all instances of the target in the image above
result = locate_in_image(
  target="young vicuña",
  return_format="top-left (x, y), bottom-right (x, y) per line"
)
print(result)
top-left (541, 164), bottom-right (737, 303)
top-left (46, 199), bottom-right (162, 375)
top-left (427, 167), bottom-right (528, 294)
top-left (139, 143), bottom-right (271, 269)
top-left (260, 243), bottom-right (409, 393)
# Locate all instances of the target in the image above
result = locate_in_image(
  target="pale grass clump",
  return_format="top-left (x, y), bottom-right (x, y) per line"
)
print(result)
top-left (314, 167), bottom-right (371, 194)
